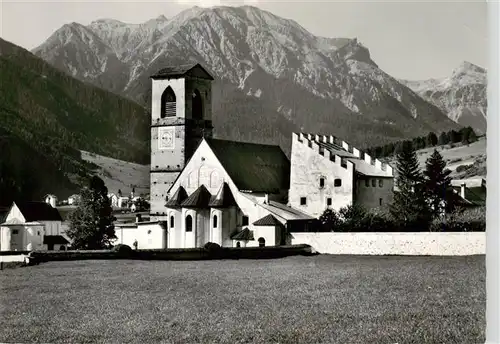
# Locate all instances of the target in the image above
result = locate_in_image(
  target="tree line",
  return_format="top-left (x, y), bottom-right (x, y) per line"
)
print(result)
top-left (365, 126), bottom-right (479, 159)
top-left (319, 143), bottom-right (485, 232)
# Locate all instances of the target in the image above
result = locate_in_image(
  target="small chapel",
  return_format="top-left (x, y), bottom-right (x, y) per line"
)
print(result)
top-left (114, 63), bottom-right (395, 249)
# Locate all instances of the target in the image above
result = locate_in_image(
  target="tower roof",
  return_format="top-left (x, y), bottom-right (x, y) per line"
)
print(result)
top-left (150, 63), bottom-right (214, 80)
top-left (165, 186), bottom-right (188, 208)
top-left (181, 185), bottom-right (213, 209)
top-left (208, 182), bottom-right (238, 208)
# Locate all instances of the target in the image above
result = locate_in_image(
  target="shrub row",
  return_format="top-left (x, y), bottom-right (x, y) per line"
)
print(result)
top-left (28, 243), bottom-right (316, 264)
top-left (318, 205), bottom-right (486, 233)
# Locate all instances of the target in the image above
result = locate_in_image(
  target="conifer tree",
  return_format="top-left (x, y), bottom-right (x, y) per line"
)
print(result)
top-left (423, 149), bottom-right (455, 218)
top-left (438, 131), bottom-right (450, 146)
top-left (389, 141), bottom-right (432, 229)
top-left (67, 176), bottom-right (116, 249)
top-left (426, 132), bottom-right (438, 147)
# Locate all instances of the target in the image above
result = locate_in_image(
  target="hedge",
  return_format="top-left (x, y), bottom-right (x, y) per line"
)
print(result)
top-left (27, 244), bottom-right (316, 264)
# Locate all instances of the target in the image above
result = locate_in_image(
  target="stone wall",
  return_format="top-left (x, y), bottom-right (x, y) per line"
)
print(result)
top-left (290, 232), bottom-right (485, 256)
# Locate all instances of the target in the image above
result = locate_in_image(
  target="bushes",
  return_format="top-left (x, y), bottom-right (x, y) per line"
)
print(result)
top-left (111, 244), bottom-right (134, 258)
top-left (320, 205), bottom-right (485, 232)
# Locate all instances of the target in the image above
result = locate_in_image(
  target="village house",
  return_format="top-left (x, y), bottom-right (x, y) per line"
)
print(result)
top-left (114, 62), bottom-right (395, 250)
top-left (450, 177), bottom-right (486, 207)
top-left (0, 202), bottom-right (69, 251)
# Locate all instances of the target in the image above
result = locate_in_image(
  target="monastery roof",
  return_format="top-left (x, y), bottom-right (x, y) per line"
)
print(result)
top-left (166, 186), bottom-right (189, 208)
top-left (150, 63), bottom-right (214, 80)
top-left (181, 185), bottom-right (213, 208)
top-left (208, 183), bottom-right (238, 208)
top-left (205, 138), bottom-right (290, 193)
top-left (14, 201), bottom-right (63, 222)
top-left (253, 214), bottom-right (284, 226)
top-left (230, 228), bottom-right (254, 241)
top-left (305, 135), bottom-right (393, 178)
top-left (242, 195), bottom-right (313, 222)
top-left (43, 235), bottom-right (69, 245)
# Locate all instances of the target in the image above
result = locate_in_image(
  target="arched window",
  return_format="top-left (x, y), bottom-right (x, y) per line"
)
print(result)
top-left (192, 89), bottom-right (203, 120)
top-left (236, 242), bottom-right (241, 248)
top-left (185, 215), bottom-right (193, 232)
top-left (161, 86), bottom-right (176, 118)
top-left (170, 215), bottom-right (175, 228)
top-left (258, 237), bottom-right (266, 247)
top-left (213, 215), bottom-right (218, 228)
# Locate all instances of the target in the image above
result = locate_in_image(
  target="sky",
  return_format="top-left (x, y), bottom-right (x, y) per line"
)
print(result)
top-left (0, 0), bottom-right (488, 80)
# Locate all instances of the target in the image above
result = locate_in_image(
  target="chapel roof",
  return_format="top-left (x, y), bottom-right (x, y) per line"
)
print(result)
top-left (208, 182), bottom-right (238, 208)
top-left (150, 63), bottom-right (214, 80)
top-left (14, 201), bottom-right (63, 222)
top-left (230, 228), bottom-right (254, 241)
top-left (166, 186), bottom-right (189, 208)
top-left (205, 138), bottom-right (290, 193)
top-left (253, 214), bottom-right (284, 226)
top-left (181, 185), bottom-right (213, 209)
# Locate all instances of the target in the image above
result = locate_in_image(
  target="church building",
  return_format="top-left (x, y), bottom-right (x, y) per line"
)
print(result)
top-left (143, 63), bottom-right (394, 249)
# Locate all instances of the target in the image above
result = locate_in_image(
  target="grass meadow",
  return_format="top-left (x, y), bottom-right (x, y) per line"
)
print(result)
top-left (0, 255), bottom-right (485, 344)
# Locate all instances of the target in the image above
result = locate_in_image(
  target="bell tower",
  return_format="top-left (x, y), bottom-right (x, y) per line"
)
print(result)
top-left (149, 63), bottom-right (214, 220)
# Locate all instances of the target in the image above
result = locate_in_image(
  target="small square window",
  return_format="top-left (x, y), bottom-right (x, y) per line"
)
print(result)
top-left (334, 179), bottom-right (342, 187)
top-left (242, 216), bottom-right (249, 226)
top-left (319, 178), bottom-right (325, 188)
top-left (327, 198), bottom-right (332, 206)
top-left (12, 229), bottom-right (19, 235)
top-left (300, 197), bottom-right (307, 205)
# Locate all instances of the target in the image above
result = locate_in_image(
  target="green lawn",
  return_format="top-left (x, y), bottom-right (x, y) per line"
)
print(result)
top-left (0, 255), bottom-right (485, 344)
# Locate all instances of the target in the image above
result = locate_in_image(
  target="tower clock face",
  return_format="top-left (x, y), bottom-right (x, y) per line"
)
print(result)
top-left (158, 127), bottom-right (175, 150)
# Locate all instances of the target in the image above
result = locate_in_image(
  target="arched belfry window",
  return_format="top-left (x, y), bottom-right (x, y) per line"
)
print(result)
top-left (192, 89), bottom-right (203, 120)
top-left (213, 215), bottom-right (218, 228)
top-left (161, 86), bottom-right (176, 118)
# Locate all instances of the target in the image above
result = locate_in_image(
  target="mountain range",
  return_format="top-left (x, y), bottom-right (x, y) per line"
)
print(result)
top-left (32, 5), bottom-right (472, 153)
top-left (0, 38), bottom-right (149, 205)
top-left (401, 61), bottom-right (487, 134)
top-left (0, 5), bottom-right (487, 203)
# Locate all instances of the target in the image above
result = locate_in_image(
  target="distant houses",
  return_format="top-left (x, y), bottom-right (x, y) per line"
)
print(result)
top-left (450, 178), bottom-right (486, 207)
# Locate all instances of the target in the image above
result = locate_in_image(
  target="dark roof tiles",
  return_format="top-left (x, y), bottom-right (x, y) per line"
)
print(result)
top-left (180, 185), bottom-right (213, 208)
top-left (150, 63), bottom-right (214, 80)
top-left (15, 202), bottom-right (63, 222)
top-left (230, 228), bottom-right (254, 241)
top-left (208, 182), bottom-right (238, 208)
top-left (205, 138), bottom-right (290, 193)
top-left (166, 186), bottom-right (188, 208)
top-left (253, 214), bottom-right (284, 226)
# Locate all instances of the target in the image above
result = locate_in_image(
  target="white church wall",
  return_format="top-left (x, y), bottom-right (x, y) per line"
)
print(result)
top-left (25, 226), bottom-right (44, 251)
top-left (181, 208), bottom-right (197, 248)
top-left (289, 133), bottom-right (355, 218)
top-left (291, 232), bottom-right (486, 256)
top-left (114, 223), bottom-right (166, 250)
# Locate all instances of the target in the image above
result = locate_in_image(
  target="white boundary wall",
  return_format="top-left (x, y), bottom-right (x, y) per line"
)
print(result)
top-left (291, 232), bottom-right (486, 256)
